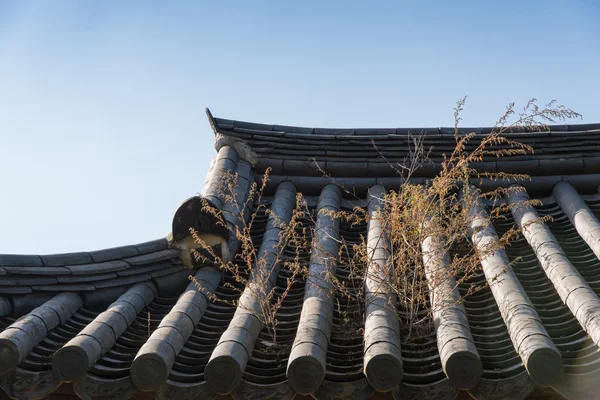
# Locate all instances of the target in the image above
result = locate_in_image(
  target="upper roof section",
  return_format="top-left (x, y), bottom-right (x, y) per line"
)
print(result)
top-left (207, 108), bottom-right (600, 183)
top-left (209, 108), bottom-right (600, 138)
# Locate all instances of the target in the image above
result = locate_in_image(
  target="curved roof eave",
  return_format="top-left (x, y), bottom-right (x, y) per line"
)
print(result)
top-left (206, 107), bottom-right (600, 138)
top-left (0, 237), bottom-right (187, 314)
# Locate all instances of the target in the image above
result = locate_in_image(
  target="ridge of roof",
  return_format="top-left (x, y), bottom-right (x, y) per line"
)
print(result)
top-left (206, 108), bottom-right (600, 184)
top-left (206, 107), bottom-right (600, 137)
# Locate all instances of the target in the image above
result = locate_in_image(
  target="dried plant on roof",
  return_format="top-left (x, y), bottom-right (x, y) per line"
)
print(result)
top-left (189, 97), bottom-right (582, 345)
top-left (319, 97), bottom-right (582, 340)
top-left (188, 168), bottom-right (313, 347)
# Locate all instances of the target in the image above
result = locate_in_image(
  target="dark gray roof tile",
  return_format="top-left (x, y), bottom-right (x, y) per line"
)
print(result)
top-left (92, 274), bottom-right (152, 289)
top-left (124, 249), bottom-right (180, 266)
top-left (212, 116), bottom-right (233, 129)
top-left (568, 123), bottom-right (600, 132)
top-left (151, 269), bottom-right (190, 297)
top-left (0, 276), bottom-right (57, 286)
top-left (11, 293), bottom-right (54, 315)
top-left (30, 283), bottom-right (95, 291)
top-left (0, 254), bottom-right (43, 267)
top-left (57, 273), bottom-right (118, 283)
top-left (40, 252), bottom-right (92, 267)
top-left (89, 245), bottom-right (139, 263)
top-left (134, 238), bottom-right (169, 254)
top-left (233, 120), bottom-right (274, 132)
top-left (395, 127), bottom-right (440, 135)
top-left (83, 287), bottom-right (129, 310)
top-left (67, 260), bottom-right (130, 275)
top-left (234, 127), bottom-right (279, 136)
top-left (354, 128), bottom-right (396, 135)
top-left (314, 128), bottom-right (355, 136)
top-left (274, 124), bottom-right (314, 134)
top-left (583, 156), bottom-right (600, 173)
top-left (282, 159), bottom-right (325, 176)
top-left (547, 124), bottom-right (569, 132)
top-left (149, 265), bottom-right (187, 278)
top-left (325, 161), bottom-right (369, 177)
top-left (117, 261), bottom-right (174, 276)
top-left (1, 266), bottom-right (71, 276)
top-left (0, 297), bottom-right (11, 316)
top-left (255, 157), bottom-right (283, 175)
top-left (540, 157), bottom-right (584, 175)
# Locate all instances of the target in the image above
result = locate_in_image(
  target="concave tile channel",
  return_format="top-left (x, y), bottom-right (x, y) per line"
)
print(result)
top-left (167, 259), bottom-right (248, 385)
top-left (166, 204), bottom-right (269, 386)
top-left (397, 282), bottom-right (445, 387)
top-left (457, 270), bottom-right (525, 380)
top-left (493, 212), bottom-right (600, 380)
top-left (87, 296), bottom-right (178, 381)
top-left (398, 307), bottom-right (444, 386)
top-left (243, 209), bottom-right (315, 386)
top-left (537, 200), bottom-right (600, 298)
top-left (325, 217), bottom-right (367, 383)
top-left (453, 239), bottom-right (526, 382)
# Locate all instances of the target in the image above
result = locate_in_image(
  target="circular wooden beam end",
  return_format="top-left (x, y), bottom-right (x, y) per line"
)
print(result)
top-left (444, 350), bottom-right (483, 390)
top-left (526, 347), bottom-right (564, 387)
top-left (0, 339), bottom-right (19, 375)
top-left (287, 355), bottom-right (326, 395)
top-left (131, 353), bottom-right (169, 392)
top-left (52, 346), bottom-right (89, 381)
top-left (364, 353), bottom-right (403, 392)
top-left (205, 355), bottom-right (243, 394)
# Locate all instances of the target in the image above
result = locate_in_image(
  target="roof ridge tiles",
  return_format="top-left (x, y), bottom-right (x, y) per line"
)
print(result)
top-left (208, 109), bottom-right (600, 138)
top-left (0, 254), bottom-right (43, 267)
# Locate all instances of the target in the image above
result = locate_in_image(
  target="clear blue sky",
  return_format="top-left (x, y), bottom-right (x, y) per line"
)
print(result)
top-left (1, 1), bottom-right (598, 254)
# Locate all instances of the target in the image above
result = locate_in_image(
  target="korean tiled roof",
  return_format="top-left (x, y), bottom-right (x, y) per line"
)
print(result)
top-left (2, 110), bottom-right (600, 400)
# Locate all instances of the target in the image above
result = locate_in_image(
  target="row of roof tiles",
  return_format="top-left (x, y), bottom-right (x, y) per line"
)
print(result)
top-left (208, 109), bottom-right (600, 137)
top-left (207, 112), bottom-right (600, 185)
top-left (0, 239), bottom-right (184, 297)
